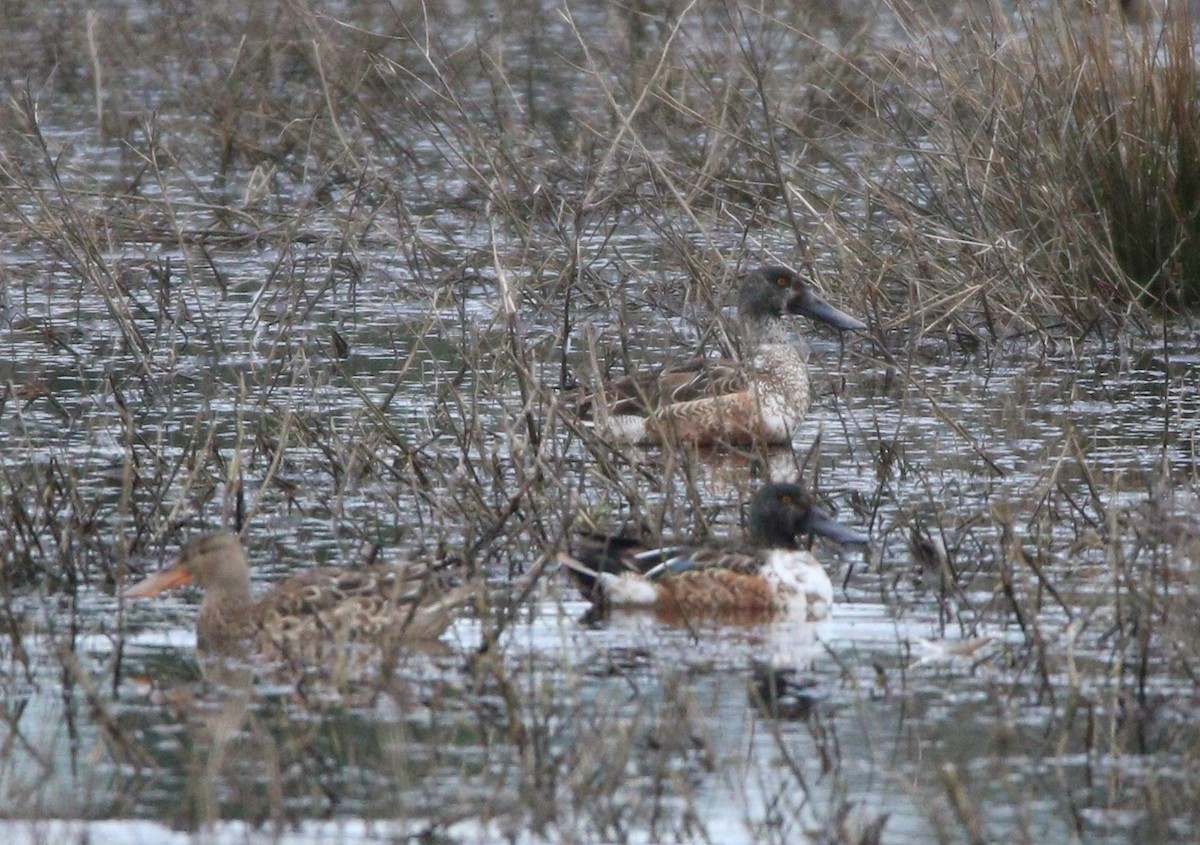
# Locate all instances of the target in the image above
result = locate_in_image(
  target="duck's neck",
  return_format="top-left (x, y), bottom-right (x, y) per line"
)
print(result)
top-left (749, 521), bottom-right (800, 550)
top-left (743, 316), bottom-right (807, 357)
top-left (196, 561), bottom-right (256, 653)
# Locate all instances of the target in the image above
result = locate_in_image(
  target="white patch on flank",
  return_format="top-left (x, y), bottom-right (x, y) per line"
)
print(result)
top-left (759, 549), bottom-right (833, 621)
top-left (597, 572), bottom-right (660, 606)
top-left (593, 414), bottom-right (651, 444)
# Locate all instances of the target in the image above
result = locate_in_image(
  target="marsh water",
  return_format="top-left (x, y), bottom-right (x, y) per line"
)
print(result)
top-left (2, 1), bottom-right (1200, 843)
top-left (4, 260), bottom-right (1198, 843)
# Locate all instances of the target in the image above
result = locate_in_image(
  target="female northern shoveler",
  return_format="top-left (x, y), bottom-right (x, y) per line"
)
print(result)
top-left (124, 532), bottom-right (478, 660)
top-left (578, 266), bottom-right (865, 447)
top-left (559, 482), bottom-right (869, 623)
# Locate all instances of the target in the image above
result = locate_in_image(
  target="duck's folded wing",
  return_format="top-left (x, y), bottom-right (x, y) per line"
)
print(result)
top-left (641, 542), bottom-right (761, 579)
top-left (581, 358), bottom-right (749, 418)
top-left (257, 565), bottom-right (457, 641)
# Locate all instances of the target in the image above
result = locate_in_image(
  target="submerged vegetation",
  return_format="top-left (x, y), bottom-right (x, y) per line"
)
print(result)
top-left (0, 0), bottom-right (1198, 842)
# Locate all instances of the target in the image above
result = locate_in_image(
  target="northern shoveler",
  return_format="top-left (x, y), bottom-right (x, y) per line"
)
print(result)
top-left (578, 266), bottom-right (865, 447)
top-left (124, 532), bottom-right (478, 660)
top-left (559, 481), bottom-right (869, 623)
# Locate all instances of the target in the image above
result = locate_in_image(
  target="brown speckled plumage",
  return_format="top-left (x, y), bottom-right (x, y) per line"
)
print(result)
top-left (126, 532), bottom-right (478, 661)
top-left (578, 267), bottom-right (865, 446)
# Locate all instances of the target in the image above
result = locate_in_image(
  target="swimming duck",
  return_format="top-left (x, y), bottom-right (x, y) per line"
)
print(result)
top-left (559, 482), bottom-right (869, 623)
top-left (578, 266), bottom-right (865, 447)
top-left (124, 532), bottom-right (478, 661)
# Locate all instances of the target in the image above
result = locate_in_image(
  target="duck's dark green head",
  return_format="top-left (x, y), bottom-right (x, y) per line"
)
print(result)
top-left (748, 482), bottom-right (870, 549)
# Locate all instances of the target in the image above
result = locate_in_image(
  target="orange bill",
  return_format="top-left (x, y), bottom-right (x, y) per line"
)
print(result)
top-left (124, 565), bottom-right (194, 599)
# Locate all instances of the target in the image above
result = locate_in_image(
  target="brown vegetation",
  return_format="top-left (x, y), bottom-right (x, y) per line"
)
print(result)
top-left (0, 0), bottom-right (1197, 842)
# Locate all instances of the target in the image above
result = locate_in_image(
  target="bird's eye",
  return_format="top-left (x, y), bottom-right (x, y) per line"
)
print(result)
top-left (780, 494), bottom-right (793, 505)
top-left (776, 276), bottom-right (789, 287)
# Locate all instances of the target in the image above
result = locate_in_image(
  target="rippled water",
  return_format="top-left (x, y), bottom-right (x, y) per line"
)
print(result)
top-left (4, 295), bottom-right (1198, 843)
top-left (3, 1), bottom-right (1200, 843)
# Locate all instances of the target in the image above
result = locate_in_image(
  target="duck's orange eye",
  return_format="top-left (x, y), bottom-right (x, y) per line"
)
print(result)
top-left (776, 276), bottom-right (789, 287)
top-left (779, 494), bottom-right (793, 505)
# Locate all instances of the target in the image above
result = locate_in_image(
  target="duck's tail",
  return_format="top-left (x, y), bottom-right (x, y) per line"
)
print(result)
top-left (557, 552), bottom-right (658, 607)
top-left (557, 552), bottom-right (603, 599)
top-left (401, 580), bottom-right (481, 640)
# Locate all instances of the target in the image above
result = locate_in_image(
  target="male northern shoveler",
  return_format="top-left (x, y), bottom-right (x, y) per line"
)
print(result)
top-left (124, 532), bottom-right (478, 660)
top-left (559, 482), bottom-right (869, 623)
top-left (578, 266), bottom-right (865, 447)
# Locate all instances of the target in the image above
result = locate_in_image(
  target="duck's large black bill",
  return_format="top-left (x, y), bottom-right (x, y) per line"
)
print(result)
top-left (806, 507), bottom-right (870, 546)
top-left (789, 290), bottom-right (867, 331)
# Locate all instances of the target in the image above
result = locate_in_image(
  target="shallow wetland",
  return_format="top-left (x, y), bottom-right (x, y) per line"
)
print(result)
top-left (1, 1), bottom-right (1199, 843)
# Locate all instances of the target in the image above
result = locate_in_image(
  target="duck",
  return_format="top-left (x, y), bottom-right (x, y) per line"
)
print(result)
top-left (559, 481), bottom-right (869, 623)
top-left (124, 532), bottom-right (479, 662)
top-left (577, 266), bottom-right (865, 447)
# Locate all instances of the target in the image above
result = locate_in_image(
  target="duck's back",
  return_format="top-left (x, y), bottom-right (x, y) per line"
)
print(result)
top-left (254, 564), bottom-right (472, 653)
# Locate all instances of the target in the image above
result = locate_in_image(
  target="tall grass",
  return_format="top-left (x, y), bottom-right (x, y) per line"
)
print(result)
top-left (1072, 13), bottom-right (1200, 307)
top-left (841, 0), bottom-right (1200, 326)
top-left (0, 0), bottom-right (1198, 842)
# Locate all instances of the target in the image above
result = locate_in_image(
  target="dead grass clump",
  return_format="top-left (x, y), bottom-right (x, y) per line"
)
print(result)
top-left (841, 0), bottom-right (1200, 333)
top-left (3, 0), bottom-right (1200, 841)
top-left (1069, 17), bottom-right (1200, 308)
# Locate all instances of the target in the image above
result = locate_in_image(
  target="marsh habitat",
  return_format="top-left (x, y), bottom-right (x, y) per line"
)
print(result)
top-left (1, 0), bottom-right (1199, 843)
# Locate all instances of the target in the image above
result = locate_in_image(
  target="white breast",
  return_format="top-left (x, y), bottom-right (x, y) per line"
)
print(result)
top-left (759, 549), bottom-right (834, 621)
top-left (751, 343), bottom-right (811, 438)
